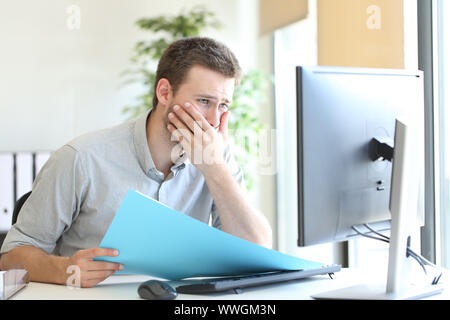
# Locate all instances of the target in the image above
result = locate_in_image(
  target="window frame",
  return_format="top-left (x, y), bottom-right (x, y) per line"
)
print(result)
top-left (417, 0), bottom-right (450, 266)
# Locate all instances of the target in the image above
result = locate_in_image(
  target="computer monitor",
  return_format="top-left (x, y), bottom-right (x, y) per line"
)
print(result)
top-left (296, 66), bottom-right (445, 299)
top-left (296, 66), bottom-right (425, 247)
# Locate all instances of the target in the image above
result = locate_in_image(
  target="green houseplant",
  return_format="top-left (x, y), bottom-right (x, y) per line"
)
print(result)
top-left (122, 6), bottom-right (268, 190)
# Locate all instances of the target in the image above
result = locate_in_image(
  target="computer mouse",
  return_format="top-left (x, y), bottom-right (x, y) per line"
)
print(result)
top-left (137, 280), bottom-right (178, 300)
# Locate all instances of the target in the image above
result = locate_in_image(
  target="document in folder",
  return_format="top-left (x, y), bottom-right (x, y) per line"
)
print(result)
top-left (96, 190), bottom-right (323, 280)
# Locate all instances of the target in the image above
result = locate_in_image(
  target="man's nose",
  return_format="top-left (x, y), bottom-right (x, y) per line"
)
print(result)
top-left (205, 106), bottom-right (221, 129)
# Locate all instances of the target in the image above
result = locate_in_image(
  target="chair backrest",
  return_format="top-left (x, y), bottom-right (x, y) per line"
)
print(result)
top-left (12, 191), bottom-right (32, 225)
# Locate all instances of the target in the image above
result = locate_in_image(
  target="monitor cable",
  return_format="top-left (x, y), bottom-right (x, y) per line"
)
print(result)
top-left (351, 224), bottom-right (442, 286)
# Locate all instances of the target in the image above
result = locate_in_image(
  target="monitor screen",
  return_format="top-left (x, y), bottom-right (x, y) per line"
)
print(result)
top-left (296, 66), bottom-right (424, 246)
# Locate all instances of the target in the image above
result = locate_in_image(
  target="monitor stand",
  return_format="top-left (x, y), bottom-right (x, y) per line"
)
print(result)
top-left (311, 283), bottom-right (443, 300)
top-left (312, 120), bottom-right (444, 300)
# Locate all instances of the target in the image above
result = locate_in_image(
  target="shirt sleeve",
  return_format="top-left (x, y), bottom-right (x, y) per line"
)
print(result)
top-left (0, 145), bottom-right (87, 255)
top-left (210, 144), bottom-right (247, 230)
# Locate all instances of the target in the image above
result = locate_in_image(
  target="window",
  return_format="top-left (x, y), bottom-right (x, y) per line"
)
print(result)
top-left (273, 1), bottom-right (340, 263)
top-left (274, 0), bottom-right (420, 272)
top-left (436, 0), bottom-right (450, 267)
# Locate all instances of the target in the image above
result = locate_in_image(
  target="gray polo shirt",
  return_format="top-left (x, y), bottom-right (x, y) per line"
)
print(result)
top-left (1, 110), bottom-right (244, 257)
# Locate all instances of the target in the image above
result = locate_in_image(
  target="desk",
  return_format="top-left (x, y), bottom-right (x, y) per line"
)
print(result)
top-left (10, 268), bottom-right (450, 300)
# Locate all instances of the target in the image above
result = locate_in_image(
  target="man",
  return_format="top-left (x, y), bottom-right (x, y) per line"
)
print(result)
top-left (0, 37), bottom-right (272, 288)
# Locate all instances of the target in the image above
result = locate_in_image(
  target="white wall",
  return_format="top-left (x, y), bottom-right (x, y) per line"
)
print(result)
top-left (0, 0), bottom-right (259, 152)
top-left (0, 0), bottom-right (279, 236)
top-left (273, 0), bottom-right (342, 263)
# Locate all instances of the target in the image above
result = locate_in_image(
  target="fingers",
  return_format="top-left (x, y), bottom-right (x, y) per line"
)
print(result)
top-left (168, 103), bottom-right (215, 147)
top-left (78, 247), bottom-right (123, 271)
top-left (167, 113), bottom-right (193, 145)
top-left (85, 260), bottom-right (123, 272)
top-left (81, 247), bottom-right (119, 259)
top-left (72, 262), bottom-right (122, 288)
top-left (85, 270), bottom-right (117, 280)
top-left (167, 123), bottom-right (192, 155)
top-left (167, 102), bottom-right (227, 170)
top-left (80, 270), bottom-right (116, 288)
top-left (171, 103), bottom-right (211, 133)
top-left (82, 278), bottom-right (108, 288)
top-left (68, 247), bottom-right (123, 288)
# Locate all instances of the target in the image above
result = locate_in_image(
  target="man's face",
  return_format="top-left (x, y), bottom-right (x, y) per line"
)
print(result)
top-left (166, 65), bottom-right (235, 130)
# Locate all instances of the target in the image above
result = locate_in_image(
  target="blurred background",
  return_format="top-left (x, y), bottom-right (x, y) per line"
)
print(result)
top-left (0, 0), bottom-right (449, 272)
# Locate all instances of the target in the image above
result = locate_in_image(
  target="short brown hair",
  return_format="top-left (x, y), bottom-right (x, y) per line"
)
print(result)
top-left (153, 37), bottom-right (242, 108)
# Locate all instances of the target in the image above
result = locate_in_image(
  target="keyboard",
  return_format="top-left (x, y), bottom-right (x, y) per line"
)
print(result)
top-left (175, 265), bottom-right (341, 294)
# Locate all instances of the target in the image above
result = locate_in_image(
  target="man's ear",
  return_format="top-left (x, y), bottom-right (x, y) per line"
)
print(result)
top-left (155, 78), bottom-right (172, 107)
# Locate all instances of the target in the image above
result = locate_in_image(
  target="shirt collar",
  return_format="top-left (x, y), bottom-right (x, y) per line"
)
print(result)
top-left (133, 110), bottom-right (155, 176)
top-left (133, 109), bottom-right (188, 178)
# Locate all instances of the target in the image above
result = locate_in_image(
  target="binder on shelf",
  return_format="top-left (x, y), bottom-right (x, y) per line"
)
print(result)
top-left (0, 151), bottom-right (51, 233)
top-left (15, 153), bottom-right (33, 201)
top-left (35, 151), bottom-right (51, 177)
top-left (0, 154), bottom-right (14, 232)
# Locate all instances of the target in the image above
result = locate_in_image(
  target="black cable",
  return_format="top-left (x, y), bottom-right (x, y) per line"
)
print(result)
top-left (351, 225), bottom-right (389, 244)
top-left (362, 224), bottom-right (442, 283)
top-left (352, 224), bottom-right (443, 285)
top-left (406, 249), bottom-right (428, 275)
top-left (351, 225), bottom-right (430, 280)
top-left (363, 224), bottom-right (390, 240)
top-left (432, 273), bottom-right (442, 285)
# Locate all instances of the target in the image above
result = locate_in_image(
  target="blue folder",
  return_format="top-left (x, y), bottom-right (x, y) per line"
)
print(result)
top-left (96, 190), bottom-right (323, 280)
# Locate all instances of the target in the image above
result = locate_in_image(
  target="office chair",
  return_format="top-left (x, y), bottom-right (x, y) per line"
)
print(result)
top-left (12, 191), bottom-right (32, 225)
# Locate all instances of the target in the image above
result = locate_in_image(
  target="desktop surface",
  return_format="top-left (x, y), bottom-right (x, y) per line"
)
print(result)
top-left (9, 268), bottom-right (449, 300)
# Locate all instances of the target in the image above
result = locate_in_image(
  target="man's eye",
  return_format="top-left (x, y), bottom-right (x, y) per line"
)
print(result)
top-left (199, 99), bottom-right (209, 105)
top-left (219, 104), bottom-right (229, 112)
